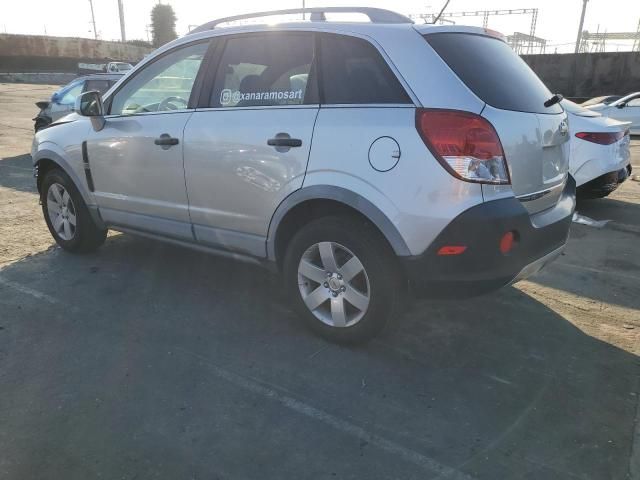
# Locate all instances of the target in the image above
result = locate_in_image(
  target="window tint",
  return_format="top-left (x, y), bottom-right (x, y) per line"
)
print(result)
top-left (110, 42), bottom-right (208, 115)
top-left (210, 34), bottom-right (315, 108)
top-left (319, 35), bottom-right (411, 105)
top-left (84, 79), bottom-right (113, 95)
top-left (425, 33), bottom-right (561, 114)
top-left (59, 81), bottom-right (83, 105)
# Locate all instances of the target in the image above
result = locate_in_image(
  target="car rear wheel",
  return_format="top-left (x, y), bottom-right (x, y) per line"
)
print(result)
top-left (41, 168), bottom-right (107, 253)
top-left (284, 216), bottom-right (403, 344)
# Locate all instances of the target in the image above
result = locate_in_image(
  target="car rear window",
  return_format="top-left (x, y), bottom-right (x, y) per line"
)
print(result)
top-left (425, 33), bottom-right (562, 114)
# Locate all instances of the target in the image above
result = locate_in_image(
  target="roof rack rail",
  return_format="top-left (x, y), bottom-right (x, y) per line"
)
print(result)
top-left (189, 7), bottom-right (413, 34)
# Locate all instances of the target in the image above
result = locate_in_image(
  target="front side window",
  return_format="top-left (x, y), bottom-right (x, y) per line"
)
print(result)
top-left (210, 33), bottom-right (315, 108)
top-left (319, 34), bottom-right (411, 105)
top-left (110, 42), bottom-right (208, 115)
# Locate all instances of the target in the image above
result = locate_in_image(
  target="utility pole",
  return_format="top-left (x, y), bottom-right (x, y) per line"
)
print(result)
top-left (118, 0), bottom-right (126, 42)
top-left (88, 0), bottom-right (98, 40)
top-left (574, 0), bottom-right (588, 53)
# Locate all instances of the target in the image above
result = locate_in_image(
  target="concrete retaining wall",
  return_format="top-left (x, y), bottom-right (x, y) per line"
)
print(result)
top-left (1, 33), bottom-right (638, 99)
top-left (0, 33), bottom-right (151, 73)
top-left (522, 52), bottom-right (640, 100)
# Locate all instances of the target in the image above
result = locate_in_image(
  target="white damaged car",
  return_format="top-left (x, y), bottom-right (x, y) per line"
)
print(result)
top-left (563, 100), bottom-right (631, 199)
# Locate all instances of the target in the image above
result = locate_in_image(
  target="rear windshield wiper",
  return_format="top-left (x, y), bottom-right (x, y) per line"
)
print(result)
top-left (544, 93), bottom-right (563, 108)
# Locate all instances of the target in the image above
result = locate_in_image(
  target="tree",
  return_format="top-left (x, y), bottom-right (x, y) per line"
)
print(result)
top-left (151, 3), bottom-right (177, 48)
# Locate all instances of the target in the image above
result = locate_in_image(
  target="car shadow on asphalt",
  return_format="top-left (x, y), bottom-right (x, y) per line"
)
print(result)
top-left (0, 233), bottom-right (637, 480)
top-left (524, 195), bottom-right (640, 312)
top-left (577, 196), bottom-right (640, 229)
top-left (0, 153), bottom-right (36, 194)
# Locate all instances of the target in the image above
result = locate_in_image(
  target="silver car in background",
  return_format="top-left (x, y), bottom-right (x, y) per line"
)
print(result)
top-left (31, 7), bottom-right (575, 343)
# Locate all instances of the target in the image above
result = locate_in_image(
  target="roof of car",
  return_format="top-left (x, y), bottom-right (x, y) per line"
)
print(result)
top-left (189, 7), bottom-right (413, 33)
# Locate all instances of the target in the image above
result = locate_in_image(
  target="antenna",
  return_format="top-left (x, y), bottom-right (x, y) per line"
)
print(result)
top-left (431, 0), bottom-right (451, 24)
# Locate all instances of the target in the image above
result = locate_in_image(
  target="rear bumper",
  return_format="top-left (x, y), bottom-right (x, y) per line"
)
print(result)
top-left (401, 175), bottom-right (576, 298)
top-left (576, 165), bottom-right (631, 199)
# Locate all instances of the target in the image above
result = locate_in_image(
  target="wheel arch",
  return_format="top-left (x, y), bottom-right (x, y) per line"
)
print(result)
top-left (33, 148), bottom-right (106, 230)
top-left (34, 148), bottom-right (90, 203)
top-left (267, 185), bottom-right (411, 268)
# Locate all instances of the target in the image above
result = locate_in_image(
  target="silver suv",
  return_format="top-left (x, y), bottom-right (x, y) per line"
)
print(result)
top-left (31, 8), bottom-right (576, 343)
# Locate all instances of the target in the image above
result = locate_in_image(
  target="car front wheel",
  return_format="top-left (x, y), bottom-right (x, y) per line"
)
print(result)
top-left (41, 168), bottom-right (107, 253)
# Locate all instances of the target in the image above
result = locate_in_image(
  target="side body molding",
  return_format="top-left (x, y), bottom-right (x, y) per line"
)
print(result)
top-left (266, 185), bottom-right (411, 261)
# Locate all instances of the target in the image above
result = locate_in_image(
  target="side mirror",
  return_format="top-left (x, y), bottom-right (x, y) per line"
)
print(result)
top-left (51, 92), bottom-right (60, 103)
top-left (75, 91), bottom-right (106, 131)
top-left (616, 102), bottom-right (626, 109)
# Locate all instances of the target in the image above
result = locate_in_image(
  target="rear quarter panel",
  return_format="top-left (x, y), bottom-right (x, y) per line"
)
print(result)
top-left (304, 106), bottom-right (484, 256)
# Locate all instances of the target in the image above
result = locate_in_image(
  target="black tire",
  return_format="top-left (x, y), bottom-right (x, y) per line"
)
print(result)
top-left (41, 168), bottom-right (107, 253)
top-left (283, 215), bottom-right (404, 344)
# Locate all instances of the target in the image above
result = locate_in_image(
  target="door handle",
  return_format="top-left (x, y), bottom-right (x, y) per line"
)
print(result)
top-left (267, 134), bottom-right (302, 148)
top-left (154, 133), bottom-right (179, 149)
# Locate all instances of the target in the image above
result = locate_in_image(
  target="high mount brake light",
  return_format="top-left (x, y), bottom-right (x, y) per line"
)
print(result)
top-left (415, 109), bottom-right (510, 185)
top-left (575, 131), bottom-right (626, 145)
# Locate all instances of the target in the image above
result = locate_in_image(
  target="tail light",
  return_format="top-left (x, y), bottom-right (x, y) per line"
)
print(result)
top-left (415, 109), bottom-right (510, 185)
top-left (575, 131), bottom-right (626, 145)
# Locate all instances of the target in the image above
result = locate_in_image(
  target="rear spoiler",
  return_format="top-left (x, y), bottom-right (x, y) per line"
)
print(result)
top-left (414, 24), bottom-right (506, 41)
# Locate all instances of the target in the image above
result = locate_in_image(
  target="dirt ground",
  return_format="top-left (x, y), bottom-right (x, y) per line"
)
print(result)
top-left (0, 83), bottom-right (639, 479)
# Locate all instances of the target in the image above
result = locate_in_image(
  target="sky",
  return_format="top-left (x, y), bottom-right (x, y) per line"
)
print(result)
top-left (2, 0), bottom-right (640, 53)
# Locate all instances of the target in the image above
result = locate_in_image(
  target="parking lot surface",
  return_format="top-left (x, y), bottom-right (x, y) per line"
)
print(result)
top-left (1, 83), bottom-right (639, 479)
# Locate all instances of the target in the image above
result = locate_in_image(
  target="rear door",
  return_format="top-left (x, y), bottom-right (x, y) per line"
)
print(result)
top-left (183, 32), bottom-right (319, 257)
top-left (425, 32), bottom-right (570, 214)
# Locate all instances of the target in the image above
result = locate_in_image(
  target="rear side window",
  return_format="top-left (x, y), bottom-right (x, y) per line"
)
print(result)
top-left (210, 33), bottom-right (316, 108)
top-left (319, 35), bottom-right (411, 105)
top-left (425, 33), bottom-right (562, 114)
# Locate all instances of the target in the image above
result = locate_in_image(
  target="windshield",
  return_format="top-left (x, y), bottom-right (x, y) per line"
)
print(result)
top-left (611, 92), bottom-right (640, 106)
top-left (425, 32), bottom-right (562, 114)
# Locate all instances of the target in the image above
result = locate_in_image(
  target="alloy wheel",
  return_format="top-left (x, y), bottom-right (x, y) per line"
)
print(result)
top-left (297, 241), bottom-right (371, 328)
top-left (46, 183), bottom-right (77, 241)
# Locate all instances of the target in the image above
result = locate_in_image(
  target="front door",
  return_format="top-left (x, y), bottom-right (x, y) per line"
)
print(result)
top-left (87, 41), bottom-right (209, 240)
top-left (183, 32), bottom-right (319, 257)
